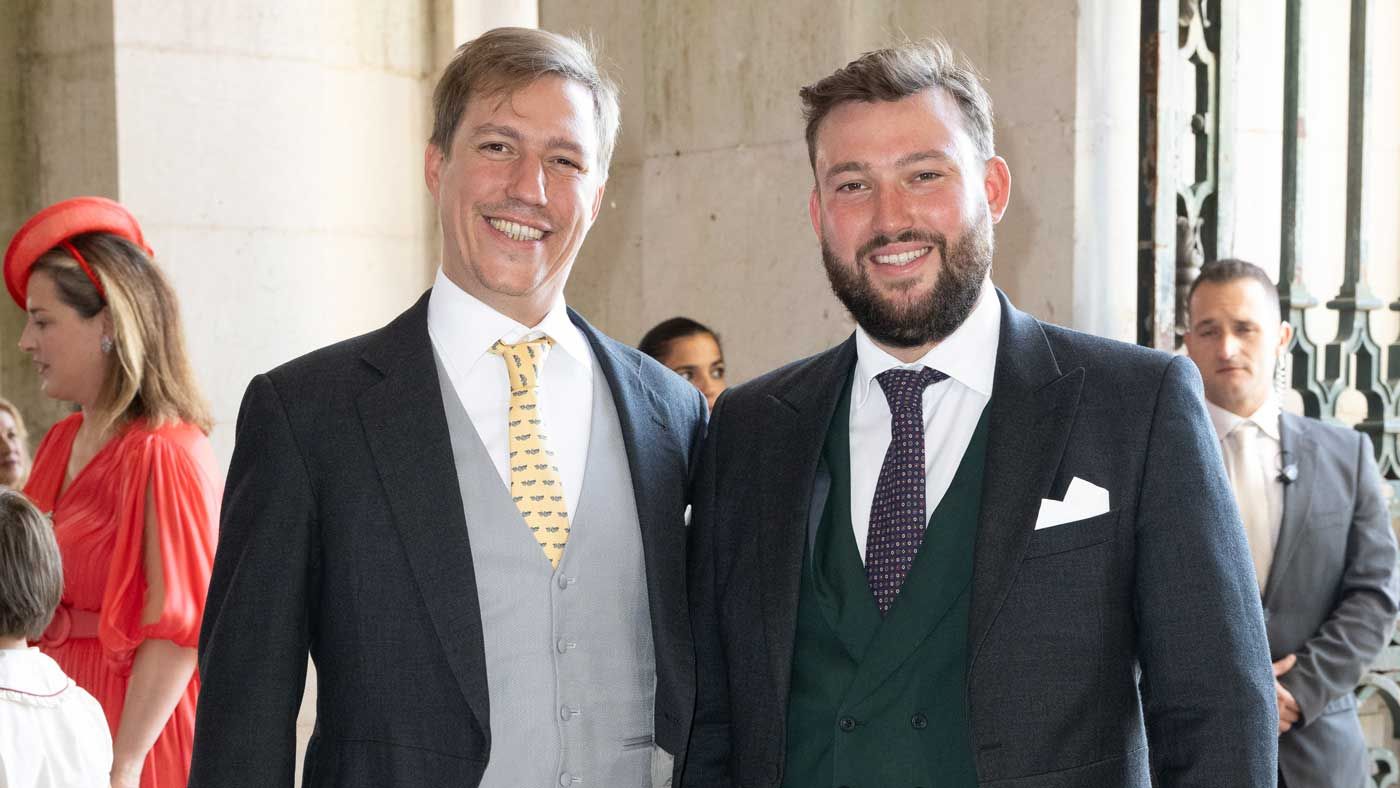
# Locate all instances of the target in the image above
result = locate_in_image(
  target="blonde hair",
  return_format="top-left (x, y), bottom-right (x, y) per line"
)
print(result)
top-left (430, 27), bottom-right (621, 174)
top-left (32, 233), bottom-right (211, 435)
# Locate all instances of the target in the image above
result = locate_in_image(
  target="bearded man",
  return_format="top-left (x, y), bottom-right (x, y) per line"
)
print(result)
top-left (682, 40), bottom-right (1277, 788)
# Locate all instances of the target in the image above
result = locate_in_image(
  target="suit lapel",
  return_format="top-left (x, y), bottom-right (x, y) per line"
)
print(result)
top-left (1263, 413), bottom-right (1315, 606)
top-left (356, 293), bottom-right (490, 735)
top-left (567, 310), bottom-right (676, 604)
top-left (968, 292), bottom-right (1085, 667)
top-left (760, 339), bottom-right (856, 700)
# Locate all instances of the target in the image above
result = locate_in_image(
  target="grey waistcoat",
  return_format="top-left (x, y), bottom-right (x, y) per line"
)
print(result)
top-left (436, 352), bottom-right (655, 788)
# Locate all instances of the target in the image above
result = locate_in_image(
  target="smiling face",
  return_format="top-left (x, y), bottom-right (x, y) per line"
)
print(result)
top-left (809, 87), bottom-right (1009, 353)
top-left (1183, 277), bottom-right (1293, 417)
top-left (17, 269), bottom-right (110, 408)
top-left (425, 75), bottom-right (607, 326)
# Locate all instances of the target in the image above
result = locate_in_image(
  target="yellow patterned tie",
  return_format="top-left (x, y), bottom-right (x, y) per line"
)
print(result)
top-left (490, 337), bottom-right (571, 567)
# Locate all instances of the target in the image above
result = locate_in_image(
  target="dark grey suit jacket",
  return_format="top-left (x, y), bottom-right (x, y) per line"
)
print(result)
top-left (684, 291), bottom-right (1278, 787)
top-left (1268, 412), bottom-right (1398, 788)
top-left (188, 293), bottom-right (706, 787)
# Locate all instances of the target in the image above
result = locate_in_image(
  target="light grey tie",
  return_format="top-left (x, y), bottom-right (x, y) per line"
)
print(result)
top-left (1223, 423), bottom-right (1274, 589)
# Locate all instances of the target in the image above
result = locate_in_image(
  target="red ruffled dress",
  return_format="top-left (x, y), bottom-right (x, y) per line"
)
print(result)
top-left (26, 414), bottom-right (220, 788)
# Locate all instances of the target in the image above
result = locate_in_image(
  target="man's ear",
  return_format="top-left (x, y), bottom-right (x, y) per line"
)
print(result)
top-left (808, 187), bottom-right (822, 239)
top-left (1277, 320), bottom-right (1294, 354)
top-left (425, 144), bottom-right (445, 200)
top-left (984, 155), bottom-right (1011, 223)
top-left (588, 178), bottom-right (607, 224)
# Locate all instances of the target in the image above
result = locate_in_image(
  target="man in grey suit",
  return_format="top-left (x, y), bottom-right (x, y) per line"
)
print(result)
top-left (684, 39), bottom-right (1277, 787)
top-left (1184, 259), bottom-right (1399, 788)
top-left (189, 28), bottom-right (705, 787)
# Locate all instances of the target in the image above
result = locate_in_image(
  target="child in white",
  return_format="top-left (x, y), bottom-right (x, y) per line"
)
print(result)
top-left (0, 489), bottom-right (111, 788)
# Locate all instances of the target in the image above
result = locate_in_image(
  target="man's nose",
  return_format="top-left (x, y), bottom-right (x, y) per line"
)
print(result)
top-left (872, 185), bottom-right (913, 236)
top-left (506, 156), bottom-right (548, 206)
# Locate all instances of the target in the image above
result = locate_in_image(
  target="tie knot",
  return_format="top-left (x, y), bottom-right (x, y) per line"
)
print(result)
top-left (875, 366), bottom-right (947, 413)
top-left (491, 337), bottom-right (553, 391)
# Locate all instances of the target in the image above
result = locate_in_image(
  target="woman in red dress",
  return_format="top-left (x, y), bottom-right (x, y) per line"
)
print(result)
top-left (4, 197), bottom-right (219, 788)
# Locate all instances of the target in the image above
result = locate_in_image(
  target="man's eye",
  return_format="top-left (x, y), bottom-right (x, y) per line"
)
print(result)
top-left (481, 142), bottom-right (509, 154)
top-left (711, 366), bottom-right (725, 380)
top-left (676, 369), bottom-right (694, 381)
top-left (914, 171), bottom-right (941, 182)
top-left (835, 181), bottom-right (865, 193)
top-left (553, 157), bottom-right (582, 170)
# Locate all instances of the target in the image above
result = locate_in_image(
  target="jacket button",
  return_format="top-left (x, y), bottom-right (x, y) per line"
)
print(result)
top-left (557, 574), bottom-right (571, 589)
top-left (911, 712), bottom-right (928, 729)
top-left (837, 716), bottom-right (856, 732)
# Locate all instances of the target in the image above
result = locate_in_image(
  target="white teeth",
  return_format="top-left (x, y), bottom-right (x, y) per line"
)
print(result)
top-left (488, 218), bottom-right (545, 242)
top-left (872, 248), bottom-right (929, 266)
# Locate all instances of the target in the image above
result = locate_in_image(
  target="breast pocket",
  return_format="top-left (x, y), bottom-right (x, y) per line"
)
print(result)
top-left (1024, 509), bottom-right (1118, 559)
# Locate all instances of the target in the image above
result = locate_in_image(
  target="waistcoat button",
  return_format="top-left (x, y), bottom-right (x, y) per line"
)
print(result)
top-left (559, 772), bottom-right (578, 785)
top-left (556, 638), bottom-right (575, 654)
top-left (557, 574), bottom-right (571, 589)
top-left (559, 705), bottom-right (579, 721)
top-left (837, 716), bottom-right (856, 732)
top-left (910, 712), bottom-right (928, 729)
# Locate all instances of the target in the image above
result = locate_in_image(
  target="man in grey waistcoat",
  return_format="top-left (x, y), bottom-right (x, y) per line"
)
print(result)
top-left (1184, 260), bottom-right (1398, 788)
top-left (190, 27), bottom-right (706, 788)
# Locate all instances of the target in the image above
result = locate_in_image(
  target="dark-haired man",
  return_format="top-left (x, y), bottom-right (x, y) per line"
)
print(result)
top-left (1184, 260), bottom-right (1397, 788)
top-left (191, 28), bottom-right (704, 788)
top-left (684, 40), bottom-right (1276, 787)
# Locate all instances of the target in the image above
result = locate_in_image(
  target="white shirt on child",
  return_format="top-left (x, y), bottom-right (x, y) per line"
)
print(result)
top-left (0, 647), bottom-right (111, 788)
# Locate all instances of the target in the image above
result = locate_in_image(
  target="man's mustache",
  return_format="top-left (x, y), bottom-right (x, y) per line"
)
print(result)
top-left (856, 229), bottom-right (946, 262)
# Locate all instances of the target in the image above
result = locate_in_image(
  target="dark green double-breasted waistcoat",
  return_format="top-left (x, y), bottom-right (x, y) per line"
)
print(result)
top-left (783, 375), bottom-right (988, 788)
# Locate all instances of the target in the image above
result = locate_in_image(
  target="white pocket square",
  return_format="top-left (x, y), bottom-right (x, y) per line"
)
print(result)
top-left (1034, 477), bottom-right (1110, 530)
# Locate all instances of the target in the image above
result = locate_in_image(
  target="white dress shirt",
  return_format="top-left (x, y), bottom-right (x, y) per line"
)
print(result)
top-left (427, 268), bottom-right (593, 517)
top-left (0, 647), bottom-right (112, 788)
top-left (1207, 397), bottom-right (1285, 581)
top-left (848, 281), bottom-right (1001, 563)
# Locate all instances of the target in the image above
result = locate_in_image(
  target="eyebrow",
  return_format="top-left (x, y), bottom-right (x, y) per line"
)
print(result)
top-left (472, 124), bottom-right (587, 159)
top-left (822, 149), bottom-right (955, 182)
top-left (894, 149), bottom-right (954, 168)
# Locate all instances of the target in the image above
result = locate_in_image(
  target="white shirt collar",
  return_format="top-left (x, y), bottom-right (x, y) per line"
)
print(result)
top-left (427, 267), bottom-right (592, 374)
top-left (852, 279), bottom-right (1000, 408)
top-left (1206, 396), bottom-right (1281, 443)
top-left (0, 647), bottom-right (72, 696)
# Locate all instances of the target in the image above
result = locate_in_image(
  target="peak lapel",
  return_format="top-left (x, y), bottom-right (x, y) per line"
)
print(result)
top-left (356, 293), bottom-right (490, 735)
top-left (968, 293), bottom-right (1085, 666)
top-left (759, 339), bottom-right (857, 697)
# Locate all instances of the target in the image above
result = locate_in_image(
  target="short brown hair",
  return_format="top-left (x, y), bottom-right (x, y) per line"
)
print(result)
top-left (430, 27), bottom-right (621, 174)
top-left (1187, 259), bottom-right (1281, 321)
top-left (799, 38), bottom-right (995, 172)
top-left (33, 233), bottom-right (212, 436)
top-left (0, 490), bottom-right (61, 641)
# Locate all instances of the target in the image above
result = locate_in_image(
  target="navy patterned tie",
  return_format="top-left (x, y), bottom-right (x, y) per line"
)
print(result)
top-left (866, 366), bottom-right (948, 615)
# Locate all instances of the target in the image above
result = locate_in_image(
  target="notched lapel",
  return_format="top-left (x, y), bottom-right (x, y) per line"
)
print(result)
top-left (357, 300), bottom-right (490, 737)
top-left (968, 295), bottom-right (1085, 666)
top-left (1263, 415), bottom-right (1316, 605)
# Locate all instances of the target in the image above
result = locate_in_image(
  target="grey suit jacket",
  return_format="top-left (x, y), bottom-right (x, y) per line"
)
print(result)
top-left (1268, 412), bottom-right (1398, 788)
top-left (188, 293), bottom-right (706, 787)
top-left (684, 290), bottom-right (1278, 787)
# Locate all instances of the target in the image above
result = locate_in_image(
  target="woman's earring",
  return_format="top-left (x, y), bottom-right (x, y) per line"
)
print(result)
top-left (100, 336), bottom-right (113, 354)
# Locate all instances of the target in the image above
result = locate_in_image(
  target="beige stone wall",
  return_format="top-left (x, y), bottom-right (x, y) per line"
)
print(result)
top-left (547, 1), bottom-right (1141, 385)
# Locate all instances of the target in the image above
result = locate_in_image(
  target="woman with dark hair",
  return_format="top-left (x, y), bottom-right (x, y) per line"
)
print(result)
top-left (639, 317), bottom-right (728, 410)
top-left (4, 197), bottom-right (219, 788)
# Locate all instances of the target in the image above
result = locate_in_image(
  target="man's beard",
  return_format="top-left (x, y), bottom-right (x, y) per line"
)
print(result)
top-left (821, 212), bottom-right (994, 348)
